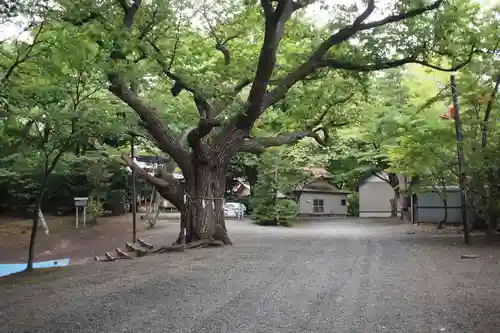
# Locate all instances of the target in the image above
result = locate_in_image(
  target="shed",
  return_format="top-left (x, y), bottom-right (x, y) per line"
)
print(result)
top-left (295, 168), bottom-right (350, 216)
top-left (358, 172), bottom-right (402, 218)
top-left (412, 185), bottom-right (463, 224)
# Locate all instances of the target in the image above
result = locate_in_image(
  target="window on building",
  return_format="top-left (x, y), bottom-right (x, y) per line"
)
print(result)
top-left (313, 199), bottom-right (324, 213)
top-left (341, 199), bottom-right (346, 206)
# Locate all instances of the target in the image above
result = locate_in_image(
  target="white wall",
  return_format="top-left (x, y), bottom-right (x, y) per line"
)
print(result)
top-left (416, 188), bottom-right (462, 223)
top-left (359, 174), bottom-right (396, 218)
top-left (299, 192), bottom-right (348, 215)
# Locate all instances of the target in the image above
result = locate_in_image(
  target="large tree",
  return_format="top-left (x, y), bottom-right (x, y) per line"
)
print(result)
top-left (55, 0), bottom-right (480, 246)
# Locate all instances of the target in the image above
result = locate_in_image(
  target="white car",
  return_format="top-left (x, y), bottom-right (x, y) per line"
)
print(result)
top-left (224, 202), bottom-right (246, 218)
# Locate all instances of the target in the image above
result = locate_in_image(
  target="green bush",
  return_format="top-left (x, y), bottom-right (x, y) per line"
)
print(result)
top-left (0, 154), bottom-right (139, 217)
top-left (252, 199), bottom-right (298, 227)
top-left (87, 200), bottom-right (104, 224)
top-left (347, 192), bottom-right (359, 216)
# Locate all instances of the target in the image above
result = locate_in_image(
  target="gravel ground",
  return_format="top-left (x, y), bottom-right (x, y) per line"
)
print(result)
top-left (1, 218), bottom-right (500, 333)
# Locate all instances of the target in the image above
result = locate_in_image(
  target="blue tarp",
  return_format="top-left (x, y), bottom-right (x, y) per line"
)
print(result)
top-left (0, 258), bottom-right (70, 277)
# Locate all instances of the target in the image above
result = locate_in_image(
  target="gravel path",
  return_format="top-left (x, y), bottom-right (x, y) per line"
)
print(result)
top-left (1, 218), bottom-right (500, 333)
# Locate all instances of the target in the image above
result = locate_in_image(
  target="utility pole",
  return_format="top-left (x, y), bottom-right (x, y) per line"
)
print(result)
top-left (450, 72), bottom-right (469, 244)
top-left (130, 135), bottom-right (137, 243)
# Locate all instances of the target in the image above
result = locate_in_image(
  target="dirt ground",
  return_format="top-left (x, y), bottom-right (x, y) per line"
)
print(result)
top-left (0, 211), bottom-right (179, 264)
top-left (2, 213), bottom-right (497, 265)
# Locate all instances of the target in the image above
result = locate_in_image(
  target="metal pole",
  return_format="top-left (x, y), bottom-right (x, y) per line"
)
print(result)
top-left (131, 135), bottom-right (137, 243)
top-left (450, 72), bottom-right (469, 244)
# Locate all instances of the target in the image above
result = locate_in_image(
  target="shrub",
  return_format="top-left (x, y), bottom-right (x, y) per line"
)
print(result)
top-left (347, 192), bottom-right (359, 216)
top-left (252, 199), bottom-right (298, 227)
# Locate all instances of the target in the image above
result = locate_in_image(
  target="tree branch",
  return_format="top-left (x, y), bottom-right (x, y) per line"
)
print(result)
top-left (237, 0), bottom-right (296, 130)
top-left (235, 90), bottom-right (352, 154)
top-left (121, 153), bottom-right (184, 208)
top-left (239, 128), bottom-right (327, 153)
top-left (291, 0), bottom-right (316, 11)
top-left (117, 0), bottom-right (129, 13)
top-left (61, 12), bottom-right (101, 26)
top-left (1, 21), bottom-right (45, 85)
top-left (260, 0), bottom-right (274, 18)
top-left (358, 0), bottom-right (443, 30)
top-left (102, 0), bottom-right (193, 172)
top-left (261, 0), bottom-right (448, 112)
top-left (147, 40), bottom-right (215, 119)
top-left (186, 118), bottom-right (222, 149)
top-left (199, 4), bottom-right (240, 66)
top-left (353, 0), bottom-right (375, 26)
top-left (317, 51), bottom-right (474, 72)
top-left (481, 74), bottom-right (500, 148)
top-left (108, 80), bottom-right (189, 170)
top-left (215, 34), bottom-right (241, 66)
top-left (63, 0), bottom-right (190, 170)
top-left (239, 116), bottom-right (347, 154)
top-left (119, 0), bottom-right (142, 28)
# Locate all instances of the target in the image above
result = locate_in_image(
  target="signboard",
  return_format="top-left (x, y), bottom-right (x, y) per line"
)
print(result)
top-left (74, 197), bottom-right (89, 207)
top-left (74, 197), bottom-right (89, 228)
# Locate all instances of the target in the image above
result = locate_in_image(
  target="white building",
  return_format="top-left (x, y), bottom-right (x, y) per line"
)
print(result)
top-left (295, 168), bottom-right (350, 216)
top-left (358, 172), bottom-right (407, 218)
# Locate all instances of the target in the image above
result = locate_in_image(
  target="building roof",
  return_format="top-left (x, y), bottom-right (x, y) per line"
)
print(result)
top-left (361, 172), bottom-right (389, 184)
top-left (300, 178), bottom-right (351, 194)
top-left (301, 167), bottom-right (333, 179)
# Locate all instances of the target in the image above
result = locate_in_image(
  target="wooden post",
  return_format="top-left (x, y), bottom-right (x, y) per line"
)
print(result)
top-left (450, 72), bottom-right (469, 245)
top-left (75, 207), bottom-right (79, 228)
top-left (131, 135), bottom-right (137, 243)
top-left (38, 209), bottom-right (49, 235)
top-left (83, 206), bottom-right (87, 228)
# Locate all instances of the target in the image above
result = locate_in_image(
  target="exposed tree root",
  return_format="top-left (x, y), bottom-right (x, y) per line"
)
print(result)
top-left (220, 236), bottom-right (233, 246)
top-left (173, 232), bottom-right (233, 246)
top-left (152, 239), bottom-right (225, 254)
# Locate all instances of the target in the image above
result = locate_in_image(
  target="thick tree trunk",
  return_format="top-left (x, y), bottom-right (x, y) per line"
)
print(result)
top-left (174, 163), bottom-right (231, 245)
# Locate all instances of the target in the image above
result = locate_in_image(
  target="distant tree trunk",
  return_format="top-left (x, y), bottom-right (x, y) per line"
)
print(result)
top-left (26, 198), bottom-right (42, 271)
top-left (409, 176), bottom-right (420, 224)
top-left (390, 189), bottom-right (400, 217)
top-left (436, 176), bottom-right (448, 229)
top-left (387, 173), bottom-right (400, 217)
top-left (294, 191), bottom-right (303, 204)
top-left (438, 198), bottom-right (447, 229)
top-left (486, 199), bottom-right (498, 237)
top-left (26, 177), bottom-right (49, 271)
top-left (401, 195), bottom-right (411, 221)
top-left (244, 164), bottom-right (258, 198)
top-left (412, 194), bottom-right (419, 225)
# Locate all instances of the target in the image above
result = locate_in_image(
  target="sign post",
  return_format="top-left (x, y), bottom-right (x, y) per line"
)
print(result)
top-left (74, 197), bottom-right (89, 228)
